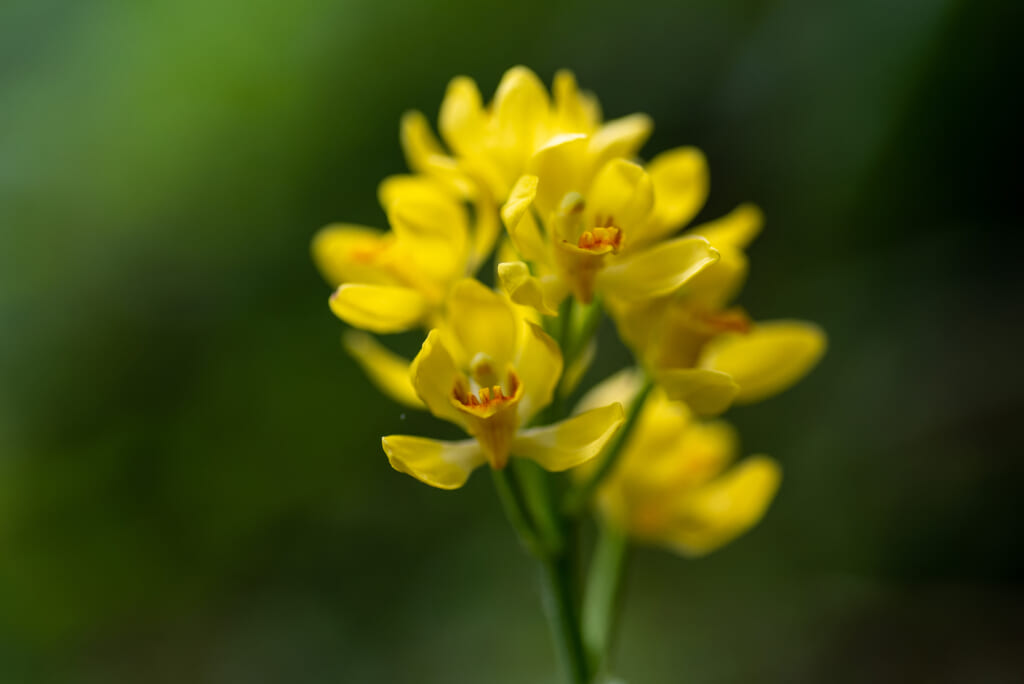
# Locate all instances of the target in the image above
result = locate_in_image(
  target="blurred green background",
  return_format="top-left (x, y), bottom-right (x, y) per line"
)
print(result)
top-left (2, 0), bottom-right (1022, 682)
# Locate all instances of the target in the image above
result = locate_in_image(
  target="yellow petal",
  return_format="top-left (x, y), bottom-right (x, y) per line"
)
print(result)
top-left (311, 224), bottom-right (395, 287)
top-left (585, 159), bottom-right (654, 234)
top-left (587, 113), bottom-right (653, 170)
top-left (654, 368), bottom-right (739, 416)
top-left (662, 456), bottom-right (781, 556)
top-left (646, 146), bottom-right (709, 237)
top-left (611, 389), bottom-right (692, 481)
top-left (501, 175), bottom-right (548, 263)
top-left (497, 262), bottom-right (566, 316)
top-left (597, 236), bottom-right (719, 301)
top-left (387, 191), bottom-right (467, 245)
top-left (691, 203), bottom-right (763, 250)
top-left (492, 65), bottom-right (550, 157)
top-left (468, 192), bottom-right (501, 273)
top-left (399, 110), bottom-right (474, 197)
top-left (329, 284), bottom-right (428, 334)
top-left (400, 110), bottom-right (447, 173)
top-left (439, 75), bottom-right (485, 156)
top-left (621, 404), bottom-right (735, 491)
top-left (382, 435), bottom-right (486, 489)
top-left (682, 243), bottom-right (749, 310)
top-left (514, 321), bottom-right (563, 423)
top-left (342, 330), bottom-right (423, 409)
top-left (446, 279), bottom-right (517, 369)
top-left (527, 133), bottom-right (589, 217)
top-left (574, 366), bottom-right (645, 415)
top-left (513, 403), bottom-right (625, 472)
top-left (552, 69), bottom-right (598, 133)
top-left (387, 196), bottom-right (468, 283)
top-left (377, 174), bottom-right (454, 211)
top-left (700, 320), bottom-right (826, 403)
top-left (410, 329), bottom-right (470, 429)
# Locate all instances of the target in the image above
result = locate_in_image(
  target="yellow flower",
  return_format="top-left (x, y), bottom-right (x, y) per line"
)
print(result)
top-left (312, 175), bottom-right (500, 409)
top-left (608, 205), bottom-right (826, 414)
top-left (576, 370), bottom-right (781, 556)
top-left (402, 66), bottom-right (653, 204)
top-left (383, 279), bottom-right (625, 489)
top-left (498, 143), bottom-right (720, 310)
top-left (312, 175), bottom-right (498, 334)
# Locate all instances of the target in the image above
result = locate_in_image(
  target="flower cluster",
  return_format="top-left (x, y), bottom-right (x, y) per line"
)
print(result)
top-left (312, 65), bottom-right (825, 681)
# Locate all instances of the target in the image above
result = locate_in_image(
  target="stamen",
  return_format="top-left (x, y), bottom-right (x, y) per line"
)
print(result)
top-left (453, 371), bottom-right (520, 411)
top-left (577, 226), bottom-right (622, 252)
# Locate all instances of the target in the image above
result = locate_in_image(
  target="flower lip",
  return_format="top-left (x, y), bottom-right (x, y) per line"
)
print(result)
top-left (452, 368), bottom-right (523, 419)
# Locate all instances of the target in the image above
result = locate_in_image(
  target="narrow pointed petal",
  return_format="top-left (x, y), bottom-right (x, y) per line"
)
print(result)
top-left (342, 330), bottom-right (423, 409)
top-left (690, 203), bottom-right (763, 250)
top-left (655, 368), bottom-right (740, 416)
top-left (439, 75), bottom-right (485, 155)
top-left (497, 262), bottom-right (565, 316)
top-left (585, 159), bottom-right (654, 233)
top-left (646, 147), bottom-right (709, 237)
top-left (399, 110), bottom-right (474, 197)
top-left (382, 435), bottom-right (486, 489)
top-left (329, 284), bottom-right (428, 334)
top-left (662, 456), bottom-right (781, 556)
top-left (513, 403), bottom-right (625, 472)
top-left (409, 329), bottom-right (470, 429)
top-left (400, 110), bottom-right (447, 173)
top-left (447, 279), bottom-right (518, 368)
top-left (597, 236), bottom-right (719, 301)
top-left (515, 321), bottom-right (563, 423)
top-left (552, 69), bottom-right (599, 133)
top-left (700, 321), bottom-right (826, 403)
top-left (492, 66), bottom-right (550, 154)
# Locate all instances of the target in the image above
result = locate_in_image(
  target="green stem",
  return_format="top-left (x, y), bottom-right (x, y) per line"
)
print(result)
top-left (491, 468), bottom-right (543, 557)
top-left (512, 459), bottom-right (564, 554)
top-left (565, 296), bottom-right (603, 367)
top-left (563, 374), bottom-right (654, 515)
top-left (552, 296), bottom-right (576, 420)
top-left (540, 551), bottom-right (591, 684)
top-left (582, 523), bottom-right (629, 674)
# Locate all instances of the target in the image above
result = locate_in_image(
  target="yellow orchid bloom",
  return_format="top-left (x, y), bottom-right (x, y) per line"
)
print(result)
top-left (498, 144), bottom-right (720, 310)
top-left (311, 175), bottom-right (500, 408)
top-left (312, 175), bottom-right (498, 334)
top-left (607, 205), bottom-right (826, 415)
top-left (576, 370), bottom-right (781, 556)
top-left (402, 66), bottom-right (653, 204)
top-left (383, 279), bottom-right (625, 489)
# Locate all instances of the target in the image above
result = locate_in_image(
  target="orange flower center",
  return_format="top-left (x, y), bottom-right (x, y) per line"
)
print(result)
top-left (577, 226), bottom-right (623, 252)
top-left (453, 371), bottom-right (520, 412)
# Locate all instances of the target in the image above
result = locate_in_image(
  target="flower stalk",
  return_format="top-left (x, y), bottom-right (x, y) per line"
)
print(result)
top-left (582, 523), bottom-right (629, 674)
